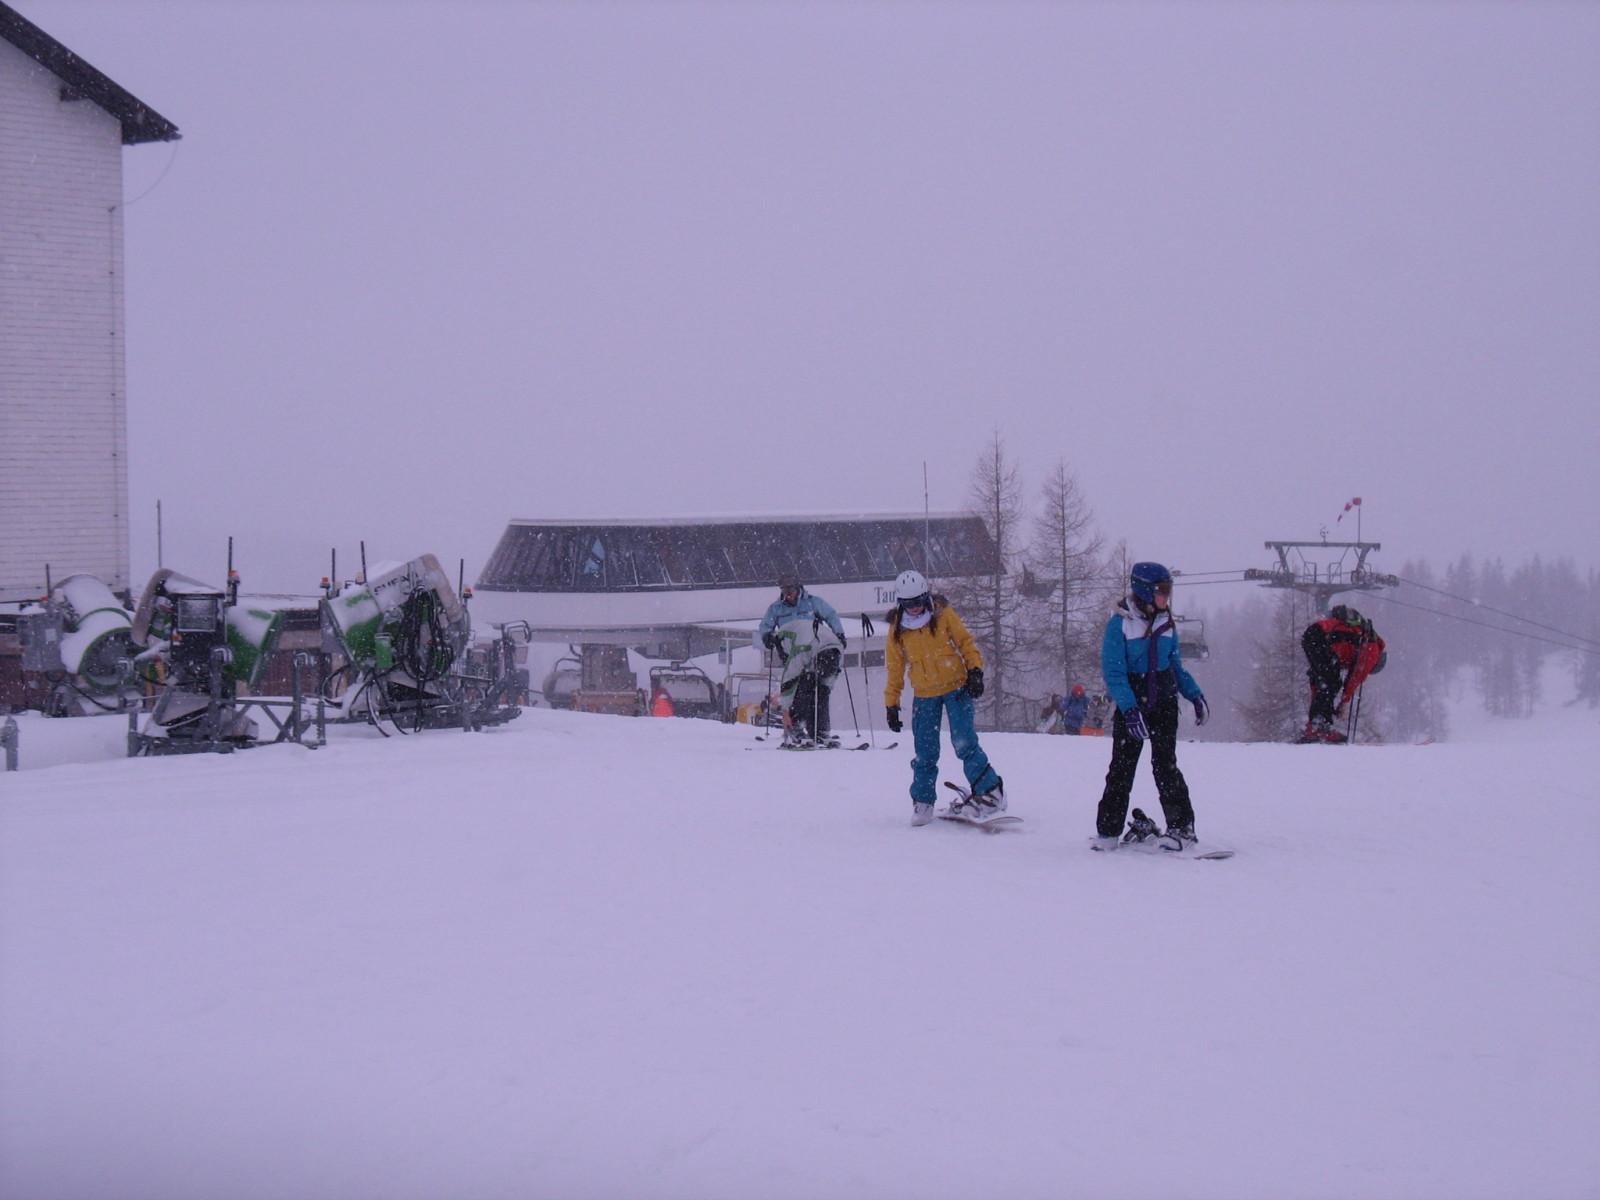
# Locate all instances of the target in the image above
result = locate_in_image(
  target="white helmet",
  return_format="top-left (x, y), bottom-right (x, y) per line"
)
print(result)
top-left (895, 569), bottom-right (929, 601)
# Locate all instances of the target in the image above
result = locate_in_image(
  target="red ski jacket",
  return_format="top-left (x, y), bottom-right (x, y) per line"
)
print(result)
top-left (1303, 616), bottom-right (1386, 706)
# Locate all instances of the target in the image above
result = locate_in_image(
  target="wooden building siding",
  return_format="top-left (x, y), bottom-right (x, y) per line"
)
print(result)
top-left (0, 35), bottom-right (129, 601)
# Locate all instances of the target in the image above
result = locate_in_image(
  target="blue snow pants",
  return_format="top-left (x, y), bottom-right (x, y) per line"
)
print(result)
top-left (910, 687), bottom-right (1000, 807)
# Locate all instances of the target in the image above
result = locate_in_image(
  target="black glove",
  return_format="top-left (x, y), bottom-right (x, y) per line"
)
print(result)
top-left (1123, 706), bottom-right (1150, 741)
top-left (1192, 695), bottom-right (1209, 726)
top-left (965, 668), bottom-right (984, 698)
top-left (838, 633), bottom-right (847, 651)
top-left (761, 632), bottom-right (777, 651)
top-left (886, 705), bottom-right (902, 733)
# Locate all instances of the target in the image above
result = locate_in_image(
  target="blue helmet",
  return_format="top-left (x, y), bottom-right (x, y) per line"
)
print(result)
top-left (1129, 562), bottom-right (1173, 605)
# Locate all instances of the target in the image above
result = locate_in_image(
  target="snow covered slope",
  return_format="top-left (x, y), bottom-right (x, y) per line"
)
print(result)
top-left (2, 707), bottom-right (1596, 1200)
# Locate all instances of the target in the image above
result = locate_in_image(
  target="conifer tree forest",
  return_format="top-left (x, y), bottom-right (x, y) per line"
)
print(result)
top-left (956, 438), bottom-right (1600, 738)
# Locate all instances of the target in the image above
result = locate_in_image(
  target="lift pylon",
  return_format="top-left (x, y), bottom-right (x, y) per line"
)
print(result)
top-left (1244, 539), bottom-right (1399, 611)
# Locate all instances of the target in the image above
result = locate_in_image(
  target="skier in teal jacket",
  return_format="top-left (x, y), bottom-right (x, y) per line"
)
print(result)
top-left (1094, 562), bottom-right (1208, 852)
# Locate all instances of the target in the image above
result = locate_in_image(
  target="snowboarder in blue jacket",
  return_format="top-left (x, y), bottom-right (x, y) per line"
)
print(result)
top-left (1094, 562), bottom-right (1209, 851)
top-left (1058, 684), bottom-right (1090, 732)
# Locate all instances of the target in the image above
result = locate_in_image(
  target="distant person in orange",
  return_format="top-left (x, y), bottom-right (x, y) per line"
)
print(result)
top-left (1300, 605), bottom-right (1386, 743)
top-left (650, 686), bottom-right (675, 718)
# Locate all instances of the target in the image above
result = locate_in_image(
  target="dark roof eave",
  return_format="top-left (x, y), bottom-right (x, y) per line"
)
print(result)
top-left (1, 2), bottom-right (180, 144)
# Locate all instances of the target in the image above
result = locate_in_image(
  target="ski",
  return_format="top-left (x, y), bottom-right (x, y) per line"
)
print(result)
top-left (754, 736), bottom-right (896, 751)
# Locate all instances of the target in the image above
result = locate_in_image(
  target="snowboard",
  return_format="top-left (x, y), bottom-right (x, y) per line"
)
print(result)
top-left (938, 781), bottom-right (1023, 833)
top-left (1092, 807), bottom-right (1233, 859)
top-left (1102, 835), bottom-right (1234, 860)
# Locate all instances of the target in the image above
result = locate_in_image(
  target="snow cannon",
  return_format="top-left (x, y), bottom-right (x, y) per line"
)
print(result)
top-left (131, 568), bottom-right (285, 692)
top-left (322, 554), bottom-right (468, 682)
top-left (50, 575), bottom-right (136, 691)
top-left (129, 569), bottom-right (267, 750)
top-left (1, 573), bottom-right (135, 714)
top-left (320, 553), bottom-right (518, 732)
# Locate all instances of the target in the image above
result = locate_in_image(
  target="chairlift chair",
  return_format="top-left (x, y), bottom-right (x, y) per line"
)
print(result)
top-left (1175, 616), bottom-right (1209, 661)
top-left (541, 653), bottom-right (582, 709)
top-left (647, 662), bottom-right (720, 720)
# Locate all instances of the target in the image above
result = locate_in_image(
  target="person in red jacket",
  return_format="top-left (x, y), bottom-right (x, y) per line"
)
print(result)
top-left (1300, 605), bottom-right (1386, 743)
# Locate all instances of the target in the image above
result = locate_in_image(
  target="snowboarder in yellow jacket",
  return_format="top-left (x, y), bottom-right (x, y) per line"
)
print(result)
top-left (884, 570), bottom-right (1004, 826)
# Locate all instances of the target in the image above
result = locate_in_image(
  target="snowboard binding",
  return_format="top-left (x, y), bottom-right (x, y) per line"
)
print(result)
top-left (1122, 808), bottom-right (1162, 845)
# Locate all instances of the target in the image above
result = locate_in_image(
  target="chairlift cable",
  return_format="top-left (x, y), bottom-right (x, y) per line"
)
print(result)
top-left (1394, 576), bottom-right (1600, 650)
top-left (1362, 591), bottom-right (1600, 657)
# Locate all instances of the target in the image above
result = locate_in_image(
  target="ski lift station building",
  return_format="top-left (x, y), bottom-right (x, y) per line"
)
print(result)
top-left (0, 3), bottom-right (180, 602)
top-left (469, 514), bottom-right (1000, 658)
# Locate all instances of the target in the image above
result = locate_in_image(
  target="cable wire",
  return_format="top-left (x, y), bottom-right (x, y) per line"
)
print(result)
top-left (1363, 590), bottom-right (1600, 657)
top-left (1395, 576), bottom-right (1600, 650)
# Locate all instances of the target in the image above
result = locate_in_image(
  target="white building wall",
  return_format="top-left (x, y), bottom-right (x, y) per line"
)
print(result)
top-left (0, 36), bottom-right (129, 601)
top-left (469, 579), bottom-right (901, 636)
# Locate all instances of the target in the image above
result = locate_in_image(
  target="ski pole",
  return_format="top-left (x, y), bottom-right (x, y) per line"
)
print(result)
top-left (859, 613), bottom-right (877, 746)
top-left (764, 629), bottom-right (775, 733)
top-left (841, 650), bottom-right (861, 740)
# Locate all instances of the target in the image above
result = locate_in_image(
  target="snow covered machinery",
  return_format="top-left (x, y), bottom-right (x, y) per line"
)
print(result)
top-left (126, 567), bottom-right (318, 754)
top-left (319, 555), bottom-right (521, 733)
top-left (0, 574), bottom-right (138, 715)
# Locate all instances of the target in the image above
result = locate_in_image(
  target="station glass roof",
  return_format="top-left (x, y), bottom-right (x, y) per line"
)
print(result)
top-left (477, 516), bottom-right (999, 594)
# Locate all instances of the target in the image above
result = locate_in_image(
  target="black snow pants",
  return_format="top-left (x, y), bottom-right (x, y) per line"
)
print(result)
top-left (1095, 696), bottom-right (1195, 837)
top-left (1302, 627), bottom-right (1344, 727)
top-left (790, 671), bottom-right (832, 742)
top-left (1306, 671), bottom-right (1342, 727)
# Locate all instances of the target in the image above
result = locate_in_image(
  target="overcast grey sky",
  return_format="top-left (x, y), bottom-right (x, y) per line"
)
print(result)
top-left (22, 0), bottom-right (1600, 595)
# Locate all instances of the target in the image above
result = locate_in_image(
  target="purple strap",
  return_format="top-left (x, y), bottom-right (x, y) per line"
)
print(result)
top-left (1145, 616), bottom-right (1174, 708)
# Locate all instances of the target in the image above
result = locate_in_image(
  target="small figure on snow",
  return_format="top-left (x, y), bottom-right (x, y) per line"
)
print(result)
top-left (1300, 605), bottom-right (1386, 743)
top-left (1039, 694), bottom-right (1063, 733)
top-left (1085, 692), bottom-right (1111, 733)
top-left (757, 572), bottom-right (847, 747)
top-left (883, 569), bottom-right (1004, 826)
top-left (1093, 562), bottom-right (1209, 852)
top-left (1058, 684), bottom-right (1090, 734)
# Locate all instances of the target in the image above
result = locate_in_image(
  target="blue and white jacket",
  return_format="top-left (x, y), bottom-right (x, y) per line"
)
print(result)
top-left (1101, 597), bottom-right (1203, 714)
top-left (756, 588), bottom-right (846, 646)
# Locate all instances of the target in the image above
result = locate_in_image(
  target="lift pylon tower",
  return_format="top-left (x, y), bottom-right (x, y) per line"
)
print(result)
top-left (1243, 540), bottom-right (1399, 611)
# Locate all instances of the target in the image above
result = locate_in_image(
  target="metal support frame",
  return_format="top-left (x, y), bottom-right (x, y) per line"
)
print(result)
top-left (126, 649), bottom-right (328, 756)
top-left (1244, 540), bottom-right (1399, 610)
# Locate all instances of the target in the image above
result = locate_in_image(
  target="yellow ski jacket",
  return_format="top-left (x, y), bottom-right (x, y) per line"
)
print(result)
top-left (884, 601), bottom-right (984, 706)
